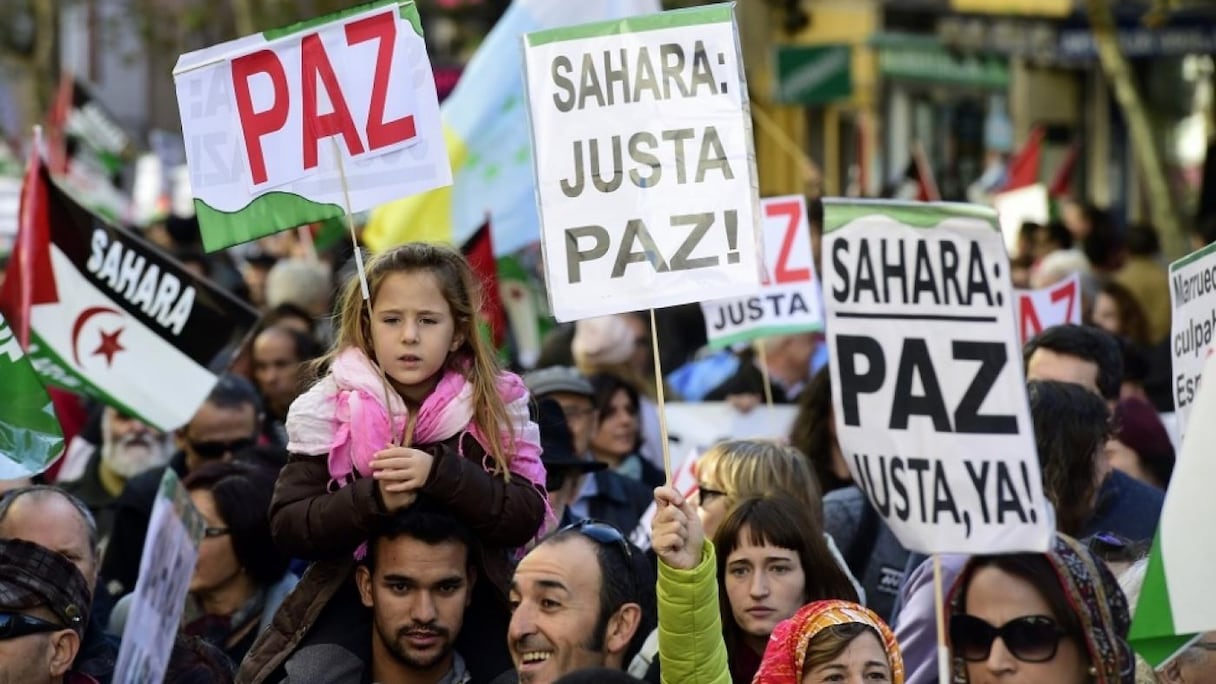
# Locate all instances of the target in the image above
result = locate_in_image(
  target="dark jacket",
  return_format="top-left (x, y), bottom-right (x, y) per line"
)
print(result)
top-left (98, 452), bottom-right (189, 600)
top-left (822, 486), bottom-right (909, 623)
top-left (584, 470), bottom-right (653, 533)
top-left (237, 432), bottom-right (546, 683)
top-left (1084, 469), bottom-right (1164, 543)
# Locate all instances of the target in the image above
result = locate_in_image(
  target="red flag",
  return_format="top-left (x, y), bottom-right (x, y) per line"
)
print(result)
top-left (45, 72), bottom-right (74, 175)
top-left (461, 222), bottom-right (506, 348)
top-left (0, 144), bottom-right (59, 347)
top-left (1048, 142), bottom-right (1080, 199)
top-left (1002, 126), bottom-right (1044, 192)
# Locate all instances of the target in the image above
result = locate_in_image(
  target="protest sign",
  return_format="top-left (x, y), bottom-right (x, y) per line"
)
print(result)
top-left (701, 195), bottom-right (824, 347)
top-left (1168, 241), bottom-right (1216, 435)
top-left (992, 183), bottom-right (1048, 255)
top-left (523, 4), bottom-right (762, 321)
top-left (663, 402), bottom-right (797, 453)
top-left (173, 0), bottom-right (450, 251)
top-left (1014, 273), bottom-right (1081, 345)
top-left (630, 447), bottom-right (700, 550)
top-left (822, 200), bottom-right (1052, 554)
top-left (114, 470), bottom-right (205, 684)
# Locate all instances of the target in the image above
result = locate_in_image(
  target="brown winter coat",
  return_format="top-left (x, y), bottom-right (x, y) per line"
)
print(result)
top-left (236, 432), bottom-right (547, 683)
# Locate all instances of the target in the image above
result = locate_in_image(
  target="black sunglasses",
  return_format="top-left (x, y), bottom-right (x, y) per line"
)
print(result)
top-left (697, 485), bottom-right (727, 505)
top-left (0, 612), bottom-right (67, 641)
top-left (189, 438), bottom-right (254, 459)
top-left (560, 519), bottom-right (632, 560)
top-left (950, 614), bottom-right (1066, 663)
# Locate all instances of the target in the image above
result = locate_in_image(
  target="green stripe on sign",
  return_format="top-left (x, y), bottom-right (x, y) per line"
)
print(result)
top-left (26, 331), bottom-right (148, 426)
top-left (524, 2), bottom-right (735, 47)
top-left (261, 0), bottom-right (421, 40)
top-left (707, 322), bottom-right (824, 350)
top-left (1170, 239), bottom-right (1216, 273)
top-left (195, 194), bottom-right (346, 253)
top-left (822, 199), bottom-right (998, 234)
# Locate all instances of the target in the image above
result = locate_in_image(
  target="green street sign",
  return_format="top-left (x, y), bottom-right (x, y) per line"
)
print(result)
top-left (773, 44), bottom-right (853, 105)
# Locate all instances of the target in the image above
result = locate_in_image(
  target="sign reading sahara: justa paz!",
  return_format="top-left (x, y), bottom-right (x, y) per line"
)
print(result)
top-left (523, 3), bottom-right (762, 321)
top-left (174, 0), bottom-right (449, 251)
top-left (1169, 240), bottom-right (1216, 435)
top-left (701, 195), bottom-right (823, 347)
top-left (823, 200), bottom-right (1051, 555)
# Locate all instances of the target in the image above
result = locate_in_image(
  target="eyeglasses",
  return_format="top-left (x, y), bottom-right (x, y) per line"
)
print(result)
top-left (189, 438), bottom-right (254, 460)
top-left (950, 614), bottom-right (1067, 663)
top-left (697, 485), bottom-right (727, 506)
top-left (202, 526), bottom-right (230, 538)
top-left (0, 612), bottom-right (67, 641)
top-left (560, 519), bottom-right (632, 560)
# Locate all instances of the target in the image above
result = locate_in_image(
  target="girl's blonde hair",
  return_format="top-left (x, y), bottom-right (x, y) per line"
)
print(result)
top-left (319, 243), bottom-right (513, 476)
top-left (696, 439), bottom-right (824, 529)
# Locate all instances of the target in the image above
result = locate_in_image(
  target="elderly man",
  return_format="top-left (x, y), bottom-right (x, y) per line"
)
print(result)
top-left (1162, 633), bottom-right (1216, 684)
top-left (507, 521), bottom-right (655, 683)
top-left (0, 486), bottom-right (115, 683)
top-left (0, 538), bottom-right (96, 684)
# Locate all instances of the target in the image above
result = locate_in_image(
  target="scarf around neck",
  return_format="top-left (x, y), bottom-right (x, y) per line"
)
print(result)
top-left (753, 600), bottom-right (904, 684)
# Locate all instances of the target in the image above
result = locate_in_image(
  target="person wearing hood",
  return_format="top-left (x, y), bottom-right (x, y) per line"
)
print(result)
top-left (753, 600), bottom-right (904, 684)
top-left (948, 533), bottom-right (1135, 684)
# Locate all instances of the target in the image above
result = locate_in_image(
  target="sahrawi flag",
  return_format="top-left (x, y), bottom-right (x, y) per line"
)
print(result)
top-left (0, 311), bottom-right (63, 478)
top-left (1130, 351), bottom-right (1216, 667)
top-left (0, 154), bottom-right (257, 431)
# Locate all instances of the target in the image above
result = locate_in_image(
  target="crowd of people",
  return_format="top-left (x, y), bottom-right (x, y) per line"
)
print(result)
top-left (0, 199), bottom-right (1211, 684)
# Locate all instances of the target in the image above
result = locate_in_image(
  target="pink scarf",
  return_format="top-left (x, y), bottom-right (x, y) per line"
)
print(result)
top-left (287, 348), bottom-right (547, 500)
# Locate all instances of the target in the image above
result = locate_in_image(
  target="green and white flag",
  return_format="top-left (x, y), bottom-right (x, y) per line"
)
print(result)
top-left (0, 312), bottom-right (63, 478)
top-left (1130, 350), bottom-right (1216, 667)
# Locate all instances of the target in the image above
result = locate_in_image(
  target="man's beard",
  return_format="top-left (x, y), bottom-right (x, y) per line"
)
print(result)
top-left (382, 622), bottom-right (453, 671)
top-left (101, 433), bottom-right (171, 479)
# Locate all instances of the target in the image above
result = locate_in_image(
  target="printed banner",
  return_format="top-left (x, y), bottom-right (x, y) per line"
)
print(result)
top-left (0, 157), bottom-right (258, 431)
top-left (0, 312), bottom-right (63, 478)
top-left (1168, 241), bottom-right (1216, 436)
top-left (630, 447), bottom-right (699, 551)
top-left (173, 0), bottom-right (450, 251)
top-left (702, 195), bottom-right (824, 347)
top-left (1014, 273), bottom-right (1081, 345)
top-left (114, 470), bottom-right (205, 684)
top-left (523, 3), bottom-right (762, 321)
top-left (822, 200), bottom-right (1052, 555)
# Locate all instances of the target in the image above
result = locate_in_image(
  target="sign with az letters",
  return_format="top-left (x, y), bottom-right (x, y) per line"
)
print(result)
top-left (523, 4), bottom-right (762, 321)
top-left (1014, 273), bottom-right (1081, 345)
top-left (174, 0), bottom-right (450, 251)
top-left (823, 200), bottom-right (1052, 555)
top-left (701, 195), bottom-right (823, 348)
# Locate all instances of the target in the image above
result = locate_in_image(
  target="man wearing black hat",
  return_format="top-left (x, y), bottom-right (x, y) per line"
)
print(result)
top-left (536, 398), bottom-right (607, 526)
top-left (525, 367), bottom-right (652, 532)
top-left (0, 538), bottom-right (96, 684)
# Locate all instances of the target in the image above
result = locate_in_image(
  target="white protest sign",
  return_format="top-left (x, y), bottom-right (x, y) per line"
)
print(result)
top-left (523, 4), bottom-right (762, 321)
top-left (629, 447), bottom-right (700, 550)
top-left (822, 200), bottom-right (1052, 555)
top-left (701, 195), bottom-right (824, 347)
top-left (1169, 241), bottom-right (1216, 435)
top-left (114, 470), bottom-right (205, 683)
top-left (663, 401), bottom-right (798, 454)
top-left (173, 0), bottom-right (450, 251)
top-left (993, 183), bottom-right (1049, 255)
top-left (1014, 272), bottom-right (1081, 345)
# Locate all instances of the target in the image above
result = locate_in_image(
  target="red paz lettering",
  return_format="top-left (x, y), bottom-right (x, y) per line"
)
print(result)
top-left (765, 199), bottom-right (811, 285)
top-left (230, 10), bottom-right (416, 186)
top-left (1016, 277), bottom-right (1078, 344)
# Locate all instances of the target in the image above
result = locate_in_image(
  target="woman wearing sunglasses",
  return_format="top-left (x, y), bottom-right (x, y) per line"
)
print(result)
top-left (948, 533), bottom-right (1135, 684)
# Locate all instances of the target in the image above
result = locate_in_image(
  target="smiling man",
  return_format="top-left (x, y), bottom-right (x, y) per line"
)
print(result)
top-left (507, 521), bottom-right (654, 684)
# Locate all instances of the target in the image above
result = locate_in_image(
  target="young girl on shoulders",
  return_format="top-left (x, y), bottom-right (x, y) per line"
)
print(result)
top-left (240, 243), bottom-right (548, 683)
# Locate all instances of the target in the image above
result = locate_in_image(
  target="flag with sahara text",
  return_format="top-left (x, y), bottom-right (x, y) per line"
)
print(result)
top-left (0, 159), bottom-right (258, 431)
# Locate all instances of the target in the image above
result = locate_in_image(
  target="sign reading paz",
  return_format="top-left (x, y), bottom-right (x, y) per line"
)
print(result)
top-left (1014, 273), bottom-right (1081, 345)
top-left (174, 0), bottom-right (450, 251)
top-left (1169, 241), bottom-right (1216, 435)
top-left (523, 4), bottom-right (762, 321)
top-left (701, 195), bottom-right (824, 347)
top-left (823, 200), bottom-right (1051, 554)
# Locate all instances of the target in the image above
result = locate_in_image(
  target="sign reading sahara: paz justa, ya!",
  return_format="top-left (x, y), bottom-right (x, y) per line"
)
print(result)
top-left (174, 0), bottom-right (450, 252)
top-left (823, 200), bottom-right (1052, 555)
top-left (523, 3), bottom-right (762, 322)
top-left (701, 195), bottom-right (823, 347)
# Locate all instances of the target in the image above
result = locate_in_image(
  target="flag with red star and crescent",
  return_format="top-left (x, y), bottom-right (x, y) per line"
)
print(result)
top-left (0, 150), bottom-right (258, 431)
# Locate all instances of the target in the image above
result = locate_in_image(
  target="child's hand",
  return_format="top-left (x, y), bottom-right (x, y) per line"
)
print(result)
top-left (371, 447), bottom-right (435, 493)
top-left (652, 486), bottom-right (704, 571)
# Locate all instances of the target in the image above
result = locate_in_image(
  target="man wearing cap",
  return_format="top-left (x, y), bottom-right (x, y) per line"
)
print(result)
top-left (535, 399), bottom-right (606, 526)
top-left (0, 538), bottom-right (96, 683)
top-left (524, 367), bottom-right (652, 533)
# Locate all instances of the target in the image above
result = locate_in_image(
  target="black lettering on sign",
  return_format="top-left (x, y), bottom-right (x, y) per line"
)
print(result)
top-left (965, 460), bottom-right (991, 525)
top-left (611, 219), bottom-right (670, 278)
top-left (829, 237), bottom-right (999, 307)
top-left (835, 335), bottom-right (885, 426)
top-left (890, 338), bottom-right (951, 431)
top-left (852, 453), bottom-right (972, 537)
top-left (565, 225), bottom-right (610, 283)
top-left (995, 460), bottom-right (1028, 524)
top-left (952, 341), bottom-right (1017, 434)
top-left (669, 212), bottom-right (719, 272)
